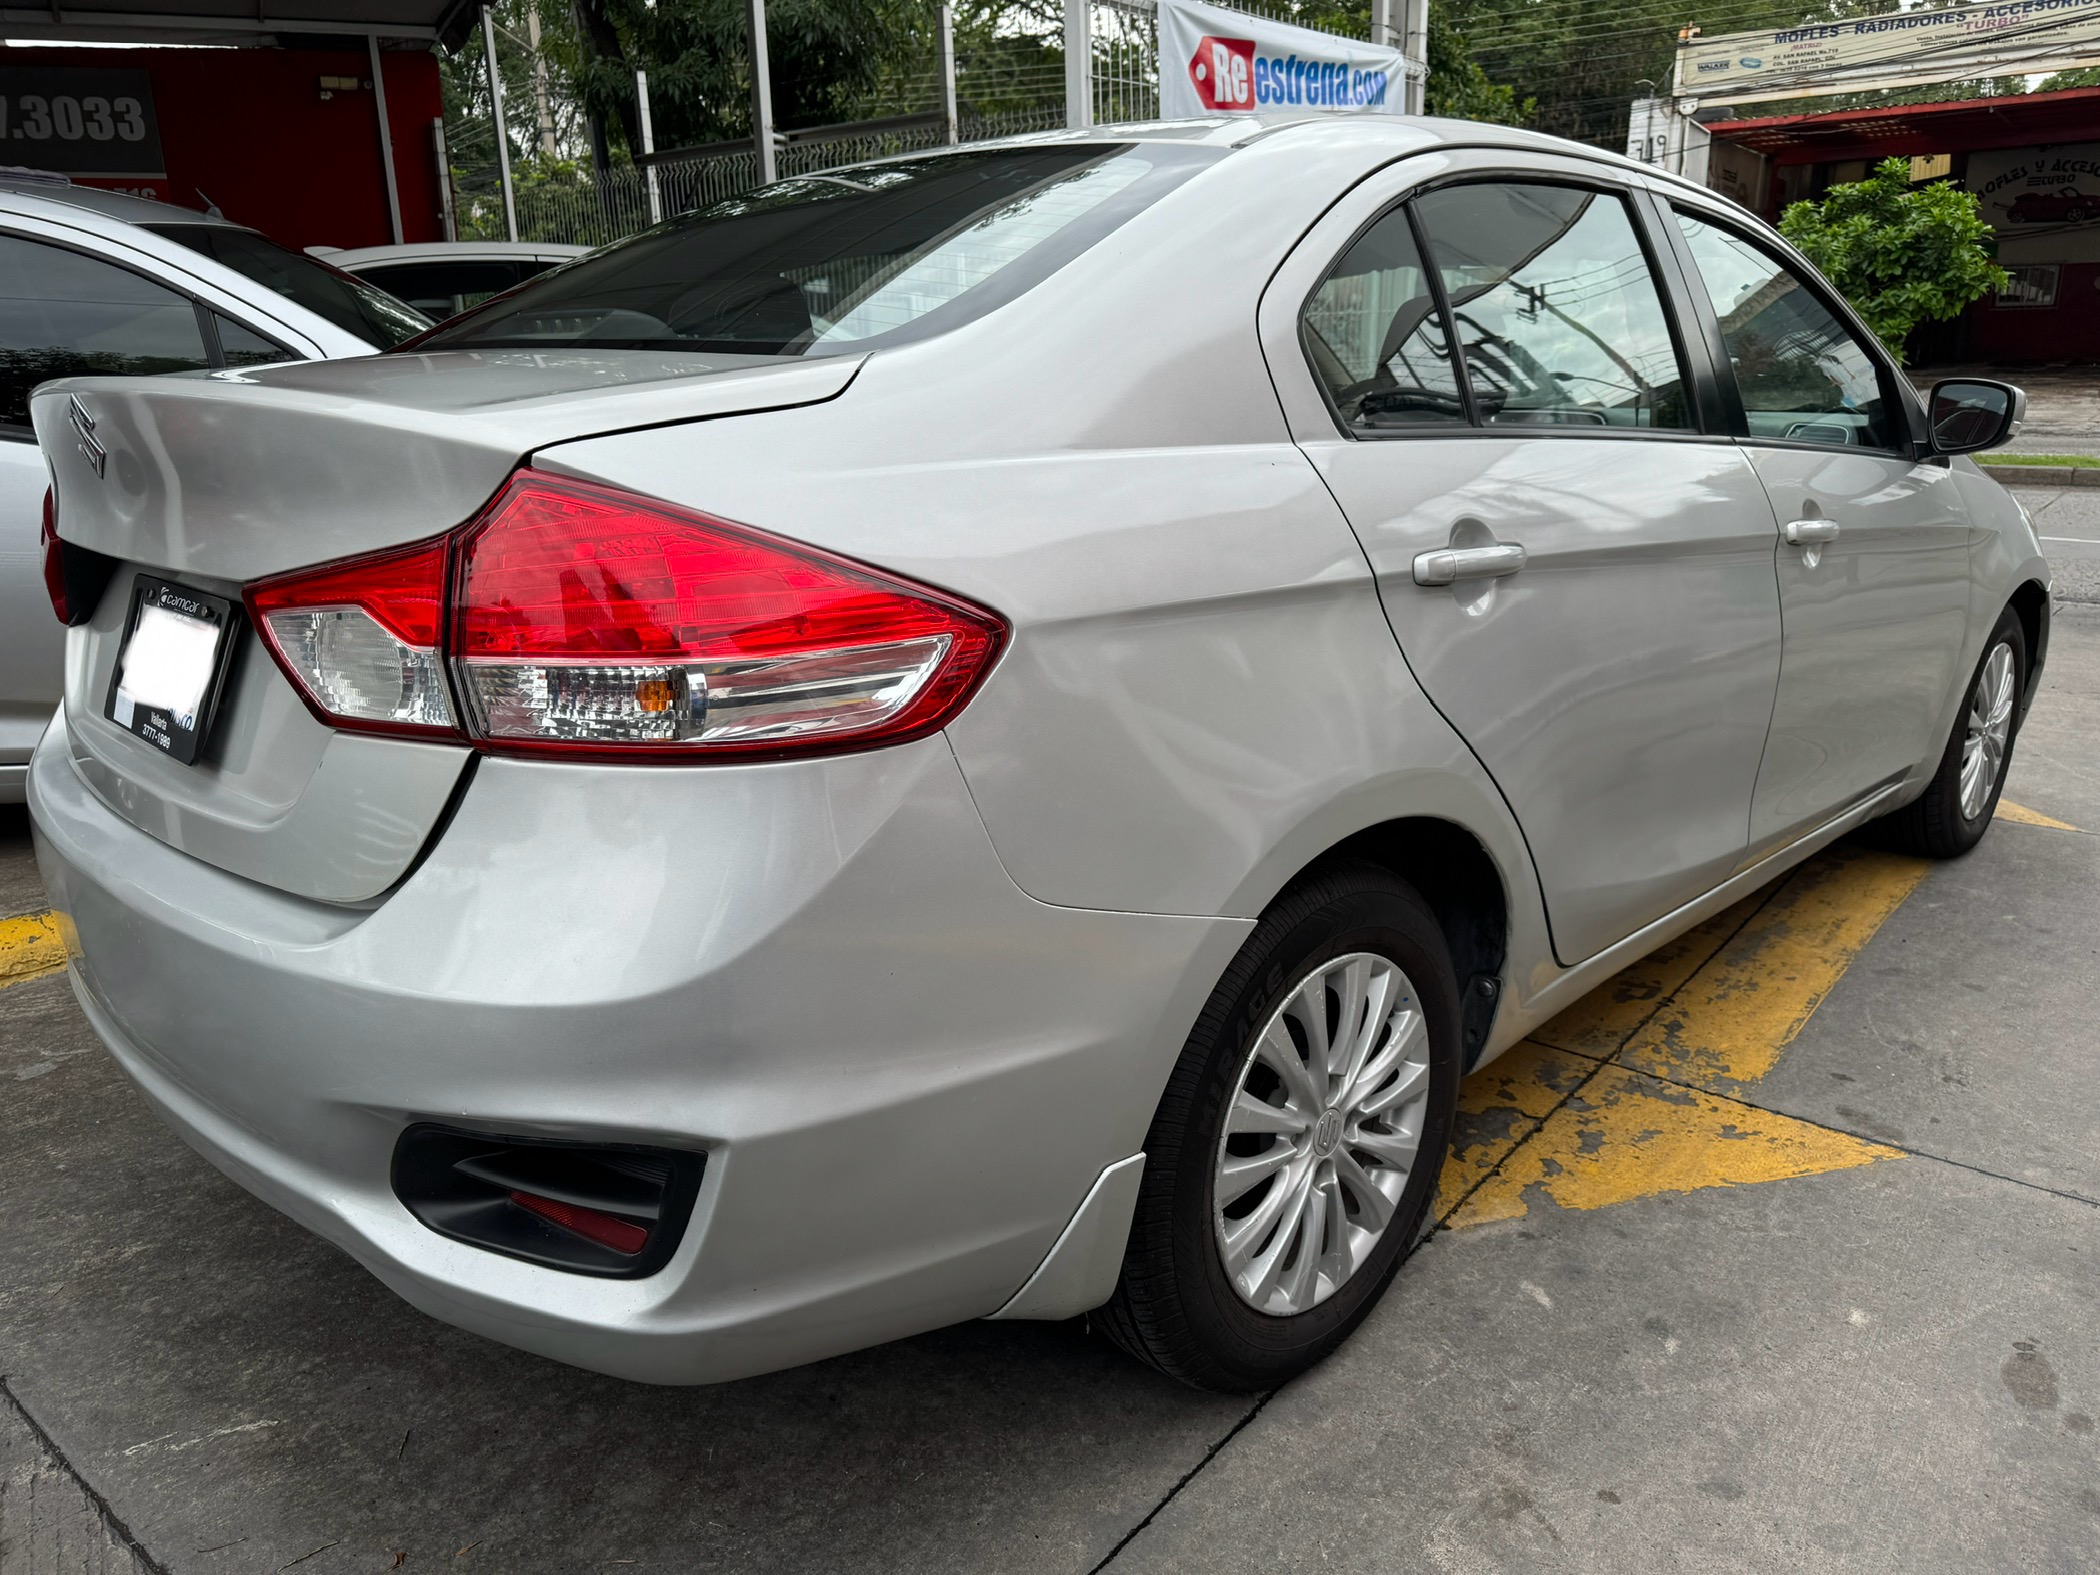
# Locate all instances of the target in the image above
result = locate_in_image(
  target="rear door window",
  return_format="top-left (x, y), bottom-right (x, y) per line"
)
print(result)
top-left (1412, 182), bottom-right (1694, 430)
top-left (1300, 206), bottom-right (1467, 430)
top-left (211, 312), bottom-right (292, 367)
top-left (0, 231), bottom-right (211, 429)
top-left (1672, 210), bottom-right (1897, 451)
top-left (415, 144), bottom-right (1224, 357)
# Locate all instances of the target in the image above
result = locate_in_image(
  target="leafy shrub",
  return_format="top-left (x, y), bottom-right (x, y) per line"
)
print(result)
top-left (1779, 156), bottom-right (2008, 364)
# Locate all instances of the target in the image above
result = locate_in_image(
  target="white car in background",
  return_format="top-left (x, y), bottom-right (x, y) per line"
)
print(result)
top-left (0, 172), bottom-right (429, 801)
top-left (320, 241), bottom-right (589, 322)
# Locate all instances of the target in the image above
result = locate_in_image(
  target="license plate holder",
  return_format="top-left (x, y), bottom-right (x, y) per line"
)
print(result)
top-left (103, 575), bottom-right (241, 766)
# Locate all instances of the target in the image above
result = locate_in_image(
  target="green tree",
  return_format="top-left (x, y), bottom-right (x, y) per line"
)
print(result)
top-left (1778, 156), bottom-right (2008, 363)
top-left (1425, 1), bottom-right (1529, 124)
top-left (567, 0), bottom-right (918, 152)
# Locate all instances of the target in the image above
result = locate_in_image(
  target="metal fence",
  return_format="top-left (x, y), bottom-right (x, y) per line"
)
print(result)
top-left (448, 0), bottom-right (1365, 249)
top-left (454, 106), bottom-right (1069, 248)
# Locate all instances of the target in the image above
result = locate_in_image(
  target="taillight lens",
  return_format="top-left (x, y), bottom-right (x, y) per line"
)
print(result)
top-left (42, 489), bottom-right (119, 627)
top-left (39, 489), bottom-right (64, 622)
top-left (450, 473), bottom-right (1005, 759)
top-left (244, 471), bottom-right (1006, 762)
top-left (249, 539), bottom-right (457, 736)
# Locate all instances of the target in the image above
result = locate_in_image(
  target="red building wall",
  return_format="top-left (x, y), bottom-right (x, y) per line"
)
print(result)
top-left (1966, 264), bottom-right (2100, 365)
top-left (0, 44), bottom-right (446, 250)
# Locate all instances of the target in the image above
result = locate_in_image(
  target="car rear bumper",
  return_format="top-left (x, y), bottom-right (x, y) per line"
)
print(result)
top-left (29, 707), bottom-right (1246, 1383)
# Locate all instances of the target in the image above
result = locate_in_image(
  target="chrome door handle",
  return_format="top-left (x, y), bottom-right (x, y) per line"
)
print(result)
top-left (1784, 519), bottom-right (1840, 545)
top-left (1412, 542), bottom-right (1527, 587)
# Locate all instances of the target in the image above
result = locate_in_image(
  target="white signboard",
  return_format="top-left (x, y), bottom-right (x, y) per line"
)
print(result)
top-left (1675, 0), bottom-right (2100, 107)
top-left (1158, 0), bottom-right (1414, 118)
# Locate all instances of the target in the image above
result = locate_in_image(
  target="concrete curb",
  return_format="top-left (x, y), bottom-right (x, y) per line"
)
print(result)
top-left (1985, 463), bottom-right (2100, 488)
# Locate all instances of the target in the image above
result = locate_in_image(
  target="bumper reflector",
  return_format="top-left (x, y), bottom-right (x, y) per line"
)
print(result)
top-left (391, 1124), bottom-right (703, 1279)
top-left (508, 1189), bottom-right (649, 1256)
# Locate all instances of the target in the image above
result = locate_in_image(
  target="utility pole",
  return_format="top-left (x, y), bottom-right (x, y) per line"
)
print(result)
top-left (480, 5), bottom-right (518, 241)
top-left (938, 3), bottom-right (959, 145)
top-left (1064, 0), bottom-right (1091, 130)
top-left (636, 68), bottom-right (662, 224)
top-left (748, 0), bottom-right (777, 184)
top-left (1400, 0), bottom-right (1429, 114)
top-left (432, 117), bottom-right (457, 240)
top-left (526, 1), bottom-right (559, 157)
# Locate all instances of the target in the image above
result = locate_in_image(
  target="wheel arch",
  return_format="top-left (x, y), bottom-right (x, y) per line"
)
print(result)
top-left (2009, 578), bottom-right (2051, 726)
top-left (1297, 816), bottom-right (1510, 1068)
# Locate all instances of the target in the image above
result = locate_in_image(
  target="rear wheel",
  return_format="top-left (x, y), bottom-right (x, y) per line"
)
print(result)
top-left (1096, 863), bottom-right (1461, 1391)
top-left (1868, 607), bottom-right (2026, 858)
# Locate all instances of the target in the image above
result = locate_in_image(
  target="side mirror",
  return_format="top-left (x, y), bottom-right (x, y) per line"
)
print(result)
top-left (1927, 378), bottom-right (2026, 456)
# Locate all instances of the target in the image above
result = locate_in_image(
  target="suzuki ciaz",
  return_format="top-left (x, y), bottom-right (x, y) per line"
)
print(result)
top-left (30, 116), bottom-right (2047, 1391)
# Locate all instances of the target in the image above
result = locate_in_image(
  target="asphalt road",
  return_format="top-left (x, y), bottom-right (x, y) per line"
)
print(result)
top-left (2023, 487), bottom-right (2100, 605)
top-left (3, 558), bottom-right (2098, 1573)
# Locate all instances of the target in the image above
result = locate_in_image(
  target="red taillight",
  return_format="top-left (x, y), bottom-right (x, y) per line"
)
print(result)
top-left (243, 470), bottom-right (1007, 762)
top-left (248, 539), bottom-right (456, 739)
top-left (508, 1190), bottom-right (649, 1256)
top-left (39, 489), bottom-right (65, 624)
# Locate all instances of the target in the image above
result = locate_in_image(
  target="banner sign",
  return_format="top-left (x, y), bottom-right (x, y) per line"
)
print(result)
top-left (1158, 0), bottom-right (1414, 117)
top-left (1971, 140), bottom-right (2100, 227)
top-left (0, 68), bottom-right (165, 178)
top-left (1674, 0), bottom-right (2100, 107)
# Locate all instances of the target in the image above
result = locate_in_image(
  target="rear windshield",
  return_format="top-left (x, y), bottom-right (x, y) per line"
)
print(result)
top-left (147, 224), bottom-right (431, 349)
top-left (411, 143), bottom-right (1223, 357)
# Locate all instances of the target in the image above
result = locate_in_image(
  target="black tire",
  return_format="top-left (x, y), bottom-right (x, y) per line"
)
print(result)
top-left (1867, 606), bottom-right (2026, 859)
top-left (1095, 862), bottom-right (1462, 1392)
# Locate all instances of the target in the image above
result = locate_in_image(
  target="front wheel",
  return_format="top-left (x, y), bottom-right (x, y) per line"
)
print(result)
top-left (1095, 863), bottom-right (1462, 1391)
top-left (1868, 607), bottom-right (2026, 858)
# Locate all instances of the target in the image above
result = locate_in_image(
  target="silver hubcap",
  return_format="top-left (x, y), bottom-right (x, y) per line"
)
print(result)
top-left (1212, 952), bottom-right (1433, 1317)
top-left (1960, 641), bottom-right (2017, 821)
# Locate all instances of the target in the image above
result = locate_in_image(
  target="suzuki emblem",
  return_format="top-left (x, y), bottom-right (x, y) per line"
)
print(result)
top-left (68, 396), bottom-right (106, 478)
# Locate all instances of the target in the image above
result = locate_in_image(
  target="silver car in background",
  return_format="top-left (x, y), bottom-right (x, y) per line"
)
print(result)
top-left (27, 117), bottom-right (2048, 1391)
top-left (0, 174), bottom-right (428, 801)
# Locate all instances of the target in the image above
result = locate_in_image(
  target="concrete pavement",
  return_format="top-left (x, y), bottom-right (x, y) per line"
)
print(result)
top-left (2020, 486), bottom-right (2100, 605)
top-left (2, 600), bottom-right (2097, 1573)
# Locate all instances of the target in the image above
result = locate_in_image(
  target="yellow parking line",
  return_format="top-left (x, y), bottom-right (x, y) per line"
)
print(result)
top-left (0, 910), bottom-right (67, 988)
top-left (1526, 891), bottom-right (1763, 1062)
top-left (1438, 844), bottom-right (1928, 1229)
top-left (1433, 1039), bottom-right (1591, 1217)
top-left (1615, 846), bottom-right (1931, 1094)
top-left (1447, 1066), bottom-right (1903, 1229)
top-left (1997, 799), bottom-right (2082, 832)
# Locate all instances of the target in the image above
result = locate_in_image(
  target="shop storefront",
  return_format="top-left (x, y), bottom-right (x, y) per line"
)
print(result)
top-left (1699, 86), bottom-right (2100, 366)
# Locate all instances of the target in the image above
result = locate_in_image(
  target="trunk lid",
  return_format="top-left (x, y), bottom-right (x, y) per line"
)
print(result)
top-left (32, 350), bottom-right (862, 903)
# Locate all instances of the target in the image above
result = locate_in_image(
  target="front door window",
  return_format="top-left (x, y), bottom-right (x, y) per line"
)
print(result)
top-left (1673, 212), bottom-right (1897, 451)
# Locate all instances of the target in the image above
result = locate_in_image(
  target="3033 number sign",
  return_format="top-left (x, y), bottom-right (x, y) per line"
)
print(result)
top-left (0, 68), bottom-right (164, 177)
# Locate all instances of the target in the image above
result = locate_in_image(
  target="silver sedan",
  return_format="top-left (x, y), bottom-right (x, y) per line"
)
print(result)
top-left (26, 116), bottom-right (2048, 1390)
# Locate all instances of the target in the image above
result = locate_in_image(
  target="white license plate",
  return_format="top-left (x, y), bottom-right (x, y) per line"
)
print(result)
top-left (104, 576), bottom-right (238, 766)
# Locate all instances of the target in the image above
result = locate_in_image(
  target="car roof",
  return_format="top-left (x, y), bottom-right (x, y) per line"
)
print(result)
top-left (0, 168), bottom-right (242, 228)
top-left (0, 177), bottom-right (376, 357)
top-left (325, 241), bottom-right (592, 269)
top-left (843, 114), bottom-right (1711, 197)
